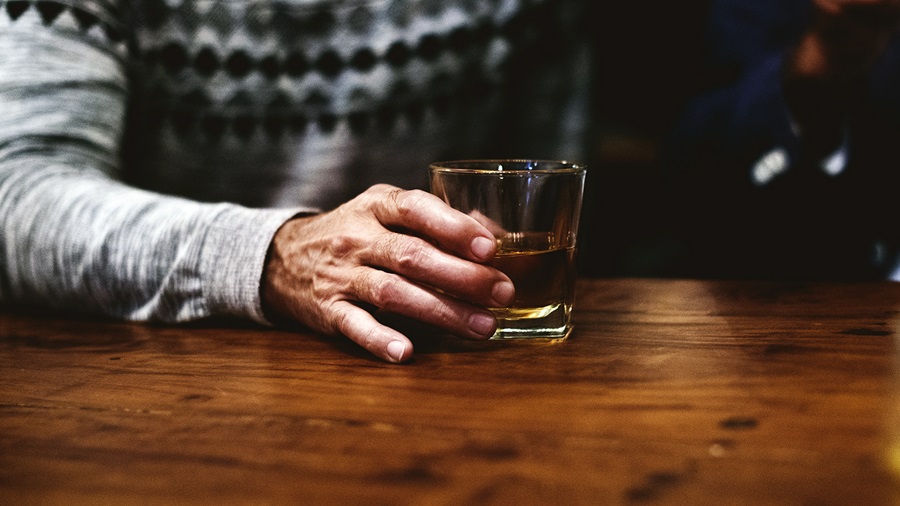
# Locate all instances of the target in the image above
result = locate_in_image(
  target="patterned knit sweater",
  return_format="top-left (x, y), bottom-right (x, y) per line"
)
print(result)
top-left (0, 0), bottom-right (589, 323)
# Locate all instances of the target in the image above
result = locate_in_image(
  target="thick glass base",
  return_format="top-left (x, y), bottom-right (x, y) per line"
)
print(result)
top-left (489, 303), bottom-right (572, 340)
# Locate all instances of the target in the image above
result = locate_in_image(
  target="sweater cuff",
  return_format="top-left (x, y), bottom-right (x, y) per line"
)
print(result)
top-left (200, 204), bottom-right (315, 325)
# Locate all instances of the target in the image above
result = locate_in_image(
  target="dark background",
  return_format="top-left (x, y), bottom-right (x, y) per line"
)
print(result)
top-left (580, 1), bottom-right (713, 278)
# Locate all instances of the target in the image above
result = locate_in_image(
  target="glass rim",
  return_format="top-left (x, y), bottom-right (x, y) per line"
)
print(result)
top-left (429, 159), bottom-right (586, 175)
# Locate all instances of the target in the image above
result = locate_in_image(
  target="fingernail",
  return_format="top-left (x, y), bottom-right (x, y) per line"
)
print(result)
top-left (491, 281), bottom-right (515, 306)
top-left (471, 236), bottom-right (495, 261)
top-left (387, 341), bottom-right (408, 363)
top-left (469, 312), bottom-right (496, 337)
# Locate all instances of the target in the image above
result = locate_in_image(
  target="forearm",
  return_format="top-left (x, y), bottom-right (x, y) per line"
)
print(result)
top-left (1, 156), bottom-right (302, 322)
top-left (0, 0), bottom-right (306, 323)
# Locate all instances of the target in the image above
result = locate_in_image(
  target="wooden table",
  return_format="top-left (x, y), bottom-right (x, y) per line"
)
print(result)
top-left (2, 278), bottom-right (900, 505)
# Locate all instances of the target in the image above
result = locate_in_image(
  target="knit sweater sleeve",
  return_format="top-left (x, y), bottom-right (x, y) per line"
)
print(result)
top-left (0, 1), bottom-right (306, 324)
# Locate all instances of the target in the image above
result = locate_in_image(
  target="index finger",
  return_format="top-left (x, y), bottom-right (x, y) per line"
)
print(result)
top-left (368, 185), bottom-right (497, 263)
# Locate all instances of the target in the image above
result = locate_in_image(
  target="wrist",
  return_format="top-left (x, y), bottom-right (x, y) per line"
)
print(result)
top-left (260, 213), bottom-right (320, 325)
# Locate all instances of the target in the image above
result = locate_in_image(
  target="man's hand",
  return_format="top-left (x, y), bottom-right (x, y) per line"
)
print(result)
top-left (261, 184), bottom-right (515, 363)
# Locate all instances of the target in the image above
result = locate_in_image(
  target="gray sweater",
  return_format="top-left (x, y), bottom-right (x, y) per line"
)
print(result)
top-left (0, 0), bottom-right (589, 324)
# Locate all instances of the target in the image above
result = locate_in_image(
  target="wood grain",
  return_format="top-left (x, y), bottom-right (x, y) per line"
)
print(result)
top-left (1, 279), bottom-right (899, 505)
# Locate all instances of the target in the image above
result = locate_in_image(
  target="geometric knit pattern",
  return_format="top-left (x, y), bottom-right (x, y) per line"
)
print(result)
top-left (1, 0), bottom-right (587, 210)
top-left (128, 0), bottom-right (575, 143)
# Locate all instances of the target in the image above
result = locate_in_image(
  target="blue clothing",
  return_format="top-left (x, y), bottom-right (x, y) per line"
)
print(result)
top-left (665, 0), bottom-right (900, 280)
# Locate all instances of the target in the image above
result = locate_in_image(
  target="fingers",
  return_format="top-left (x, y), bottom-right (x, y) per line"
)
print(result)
top-left (331, 270), bottom-right (499, 364)
top-left (265, 185), bottom-right (517, 365)
top-left (350, 267), bottom-right (499, 340)
top-left (331, 301), bottom-right (413, 363)
top-left (366, 185), bottom-right (498, 263)
top-left (368, 232), bottom-right (514, 307)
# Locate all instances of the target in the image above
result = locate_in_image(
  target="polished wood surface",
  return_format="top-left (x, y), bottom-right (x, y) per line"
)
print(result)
top-left (2, 278), bottom-right (900, 505)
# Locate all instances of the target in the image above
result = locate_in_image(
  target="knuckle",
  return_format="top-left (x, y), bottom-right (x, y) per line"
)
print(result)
top-left (326, 233), bottom-right (360, 259)
top-left (393, 238), bottom-right (429, 272)
top-left (362, 330), bottom-right (379, 353)
top-left (391, 189), bottom-right (428, 219)
top-left (430, 299), bottom-right (459, 328)
top-left (365, 184), bottom-right (399, 209)
top-left (352, 185), bottom-right (390, 208)
top-left (369, 273), bottom-right (401, 309)
top-left (325, 301), bottom-right (351, 336)
top-left (368, 183), bottom-right (395, 194)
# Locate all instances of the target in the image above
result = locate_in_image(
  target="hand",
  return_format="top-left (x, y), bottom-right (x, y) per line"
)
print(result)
top-left (790, 0), bottom-right (900, 80)
top-left (783, 0), bottom-right (900, 157)
top-left (261, 184), bottom-right (515, 363)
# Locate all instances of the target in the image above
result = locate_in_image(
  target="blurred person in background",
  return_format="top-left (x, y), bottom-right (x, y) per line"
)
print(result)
top-left (0, 0), bottom-right (591, 363)
top-left (665, 0), bottom-right (900, 280)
